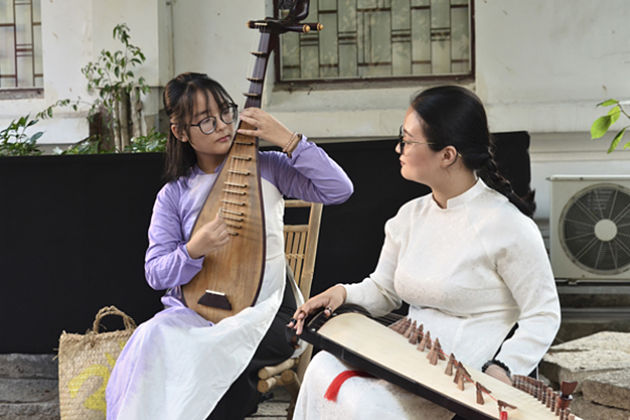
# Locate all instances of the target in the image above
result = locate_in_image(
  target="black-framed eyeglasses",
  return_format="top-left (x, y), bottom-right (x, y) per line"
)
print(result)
top-left (189, 104), bottom-right (238, 135)
top-left (397, 125), bottom-right (434, 154)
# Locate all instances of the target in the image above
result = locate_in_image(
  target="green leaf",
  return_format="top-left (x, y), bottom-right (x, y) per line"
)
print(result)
top-left (608, 127), bottom-right (628, 153)
top-left (30, 131), bottom-right (44, 142)
top-left (608, 105), bottom-right (621, 125)
top-left (597, 99), bottom-right (619, 107)
top-left (591, 115), bottom-right (612, 139)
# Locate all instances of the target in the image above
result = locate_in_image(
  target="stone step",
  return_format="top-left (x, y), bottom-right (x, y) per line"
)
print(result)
top-left (0, 354), bottom-right (57, 379)
top-left (581, 369), bottom-right (630, 411)
top-left (572, 395), bottom-right (630, 420)
top-left (0, 401), bottom-right (60, 420)
top-left (0, 378), bottom-right (58, 404)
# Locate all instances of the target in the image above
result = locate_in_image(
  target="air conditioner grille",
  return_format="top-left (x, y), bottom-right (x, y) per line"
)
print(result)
top-left (560, 184), bottom-right (630, 275)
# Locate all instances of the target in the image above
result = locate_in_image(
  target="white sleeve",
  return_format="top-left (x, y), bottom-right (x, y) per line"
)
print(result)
top-left (343, 215), bottom-right (404, 317)
top-left (490, 216), bottom-right (561, 375)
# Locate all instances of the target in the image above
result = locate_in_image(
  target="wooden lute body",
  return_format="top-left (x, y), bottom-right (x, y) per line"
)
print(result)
top-left (182, 1), bottom-right (321, 323)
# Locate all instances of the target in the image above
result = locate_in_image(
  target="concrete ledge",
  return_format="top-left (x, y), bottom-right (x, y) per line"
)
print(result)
top-left (0, 378), bottom-right (58, 403)
top-left (0, 401), bottom-right (60, 420)
top-left (581, 370), bottom-right (630, 411)
top-left (541, 331), bottom-right (630, 420)
top-left (572, 395), bottom-right (630, 420)
top-left (0, 354), bottom-right (57, 379)
top-left (541, 349), bottom-right (630, 390)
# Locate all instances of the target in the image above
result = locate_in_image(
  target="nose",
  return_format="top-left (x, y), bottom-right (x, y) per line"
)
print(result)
top-left (395, 141), bottom-right (402, 155)
top-left (215, 117), bottom-right (232, 134)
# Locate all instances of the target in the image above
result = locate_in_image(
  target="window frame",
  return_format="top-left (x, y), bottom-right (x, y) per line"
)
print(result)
top-left (0, 0), bottom-right (44, 95)
top-left (272, 0), bottom-right (476, 89)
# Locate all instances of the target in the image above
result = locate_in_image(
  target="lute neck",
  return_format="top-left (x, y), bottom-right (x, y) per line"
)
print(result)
top-left (244, 31), bottom-right (273, 109)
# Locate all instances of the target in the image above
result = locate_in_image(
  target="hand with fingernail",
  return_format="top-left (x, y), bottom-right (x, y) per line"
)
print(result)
top-left (186, 214), bottom-right (230, 259)
top-left (288, 285), bottom-right (347, 335)
top-left (237, 107), bottom-right (293, 148)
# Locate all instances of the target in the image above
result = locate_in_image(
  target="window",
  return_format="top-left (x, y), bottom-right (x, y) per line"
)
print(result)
top-left (0, 0), bottom-right (43, 89)
top-left (277, 0), bottom-right (473, 83)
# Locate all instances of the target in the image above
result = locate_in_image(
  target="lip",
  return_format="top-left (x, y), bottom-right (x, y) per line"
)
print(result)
top-left (217, 135), bottom-right (231, 143)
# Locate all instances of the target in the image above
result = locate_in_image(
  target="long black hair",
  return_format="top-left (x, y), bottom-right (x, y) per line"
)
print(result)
top-left (162, 72), bottom-right (236, 182)
top-left (411, 85), bottom-right (535, 217)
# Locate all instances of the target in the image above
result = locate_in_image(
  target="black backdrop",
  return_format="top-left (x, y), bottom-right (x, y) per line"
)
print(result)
top-left (0, 133), bottom-right (530, 353)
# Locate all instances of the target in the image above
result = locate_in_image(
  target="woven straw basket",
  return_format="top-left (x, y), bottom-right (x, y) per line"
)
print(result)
top-left (58, 306), bottom-right (136, 420)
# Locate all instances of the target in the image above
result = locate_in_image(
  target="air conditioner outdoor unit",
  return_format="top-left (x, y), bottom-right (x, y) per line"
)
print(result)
top-left (549, 175), bottom-right (630, 281)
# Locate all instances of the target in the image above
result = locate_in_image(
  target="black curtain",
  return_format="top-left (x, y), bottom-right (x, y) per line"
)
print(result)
top-left (0, 132), bottom-right (530, 353)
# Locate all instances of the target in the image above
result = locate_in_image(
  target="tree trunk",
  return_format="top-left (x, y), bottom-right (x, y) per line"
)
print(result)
top-left (130, 87), bottom-right (146, 139)
top-left (117, 91), bottom-right (131, 151)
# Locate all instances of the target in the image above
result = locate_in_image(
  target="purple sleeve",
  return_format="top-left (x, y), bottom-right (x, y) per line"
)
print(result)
top-left (144, 183), bottom-right (204, 290)
top-left (262, 138), bottom-right (353, 203)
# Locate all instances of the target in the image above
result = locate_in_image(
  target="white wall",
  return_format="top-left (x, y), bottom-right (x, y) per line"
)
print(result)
top-left (0, 0), bottom-right (166, 144)
top-left (168, 0), bottom-right (630, 219)
top-left (1, 0), bottom-right (629, 218)
top-left (477, 0), bottom-right (630, 132)
top-left (171, 0), bottom-right (265, 107)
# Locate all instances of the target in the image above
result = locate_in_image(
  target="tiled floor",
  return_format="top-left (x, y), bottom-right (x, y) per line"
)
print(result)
top-left (246, 388), bottom-right (292, 420)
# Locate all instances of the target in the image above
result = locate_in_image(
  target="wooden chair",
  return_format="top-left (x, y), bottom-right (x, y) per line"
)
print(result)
top-left (256, 199), bottom-right (323, 417)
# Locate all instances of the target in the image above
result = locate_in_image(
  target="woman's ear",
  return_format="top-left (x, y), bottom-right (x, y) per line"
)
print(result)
top-left (171, 124), bottom-right (188, 142)
top-left (441, 146), bottom-right (459, 167)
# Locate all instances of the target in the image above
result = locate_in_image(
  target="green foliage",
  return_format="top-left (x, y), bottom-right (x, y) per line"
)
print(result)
top-left (591, 99), bottom-right (630, 153)
top-left (54, 129), bottom-right (166, 155)
top-left (54, 137), bottom-right (102, 155)
top-left (0, 115), bottom-right (43, 156)
top-left (1, 23), bottom-right (159, 157)
top-left (124, 129), bottom-right (167, 153)
top-left (0, 99), bottom-right (75, 156)
top-left (81, 23), bottom-right (149, 121)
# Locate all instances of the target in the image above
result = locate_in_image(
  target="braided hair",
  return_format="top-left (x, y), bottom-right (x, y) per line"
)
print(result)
top-left (411, 86), bottom-right (535, 217)
top-left (162, 72), bottom-right (236, 182)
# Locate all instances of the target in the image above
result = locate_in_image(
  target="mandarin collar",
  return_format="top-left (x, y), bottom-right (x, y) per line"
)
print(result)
top-left (192, 158), bottom-right (226, 176)
top-left (432, 178), bottom-right (486, 210)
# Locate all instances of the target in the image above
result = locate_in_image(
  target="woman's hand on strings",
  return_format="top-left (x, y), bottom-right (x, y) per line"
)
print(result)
top-left (484, 364), bottom-right (512, 386)
top-left (237, 107), bottom-right (294, 148)
top-left (288, 284), bottom-right (347, 335)
top-left (185, 214), bottom-right (230, 259)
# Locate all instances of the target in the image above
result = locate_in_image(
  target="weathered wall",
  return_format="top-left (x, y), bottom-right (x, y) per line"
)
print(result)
top-left (1, 0), bottom-right (629, 218)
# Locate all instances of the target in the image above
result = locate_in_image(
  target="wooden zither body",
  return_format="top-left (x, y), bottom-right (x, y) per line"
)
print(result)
top-left (182, 1), bottom-right (322, 323)
top-left (300, 306), bottom-right (580, 420)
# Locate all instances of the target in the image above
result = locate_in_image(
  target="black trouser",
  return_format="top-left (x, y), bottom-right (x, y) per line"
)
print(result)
top-left (207, 277), bottom-right (297, 420)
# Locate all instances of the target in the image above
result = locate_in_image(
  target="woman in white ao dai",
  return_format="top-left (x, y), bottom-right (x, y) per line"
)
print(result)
top-left (289, 86), bottom-right (561, 420)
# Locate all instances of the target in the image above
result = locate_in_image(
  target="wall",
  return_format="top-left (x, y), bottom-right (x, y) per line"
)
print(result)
top-left (0, 0), bottom-right (169, 145)
top-left (169, 0), bottom-right (630, 219)
top-left (1, 0), bottom-right (629, 218)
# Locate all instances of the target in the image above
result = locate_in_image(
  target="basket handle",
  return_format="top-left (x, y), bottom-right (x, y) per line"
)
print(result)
top-left (92, 305), bottom-right (136, 333)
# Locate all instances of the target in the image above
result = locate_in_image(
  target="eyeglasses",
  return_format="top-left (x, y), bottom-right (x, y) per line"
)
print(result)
top-left (397, 125), bottom-right (434, 154)
top-left (189, 104), bottom-right (238, 135)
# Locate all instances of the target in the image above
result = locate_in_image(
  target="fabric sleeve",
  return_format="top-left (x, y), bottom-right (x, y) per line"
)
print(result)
top-left (343, 213), bottom-right (404, 317)
top-left (262, 138), bottom-right (353, 204)
top-left (144, 184), bottom-right (204, 290)
top-left (489, 217), bottom-right (561, 375)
